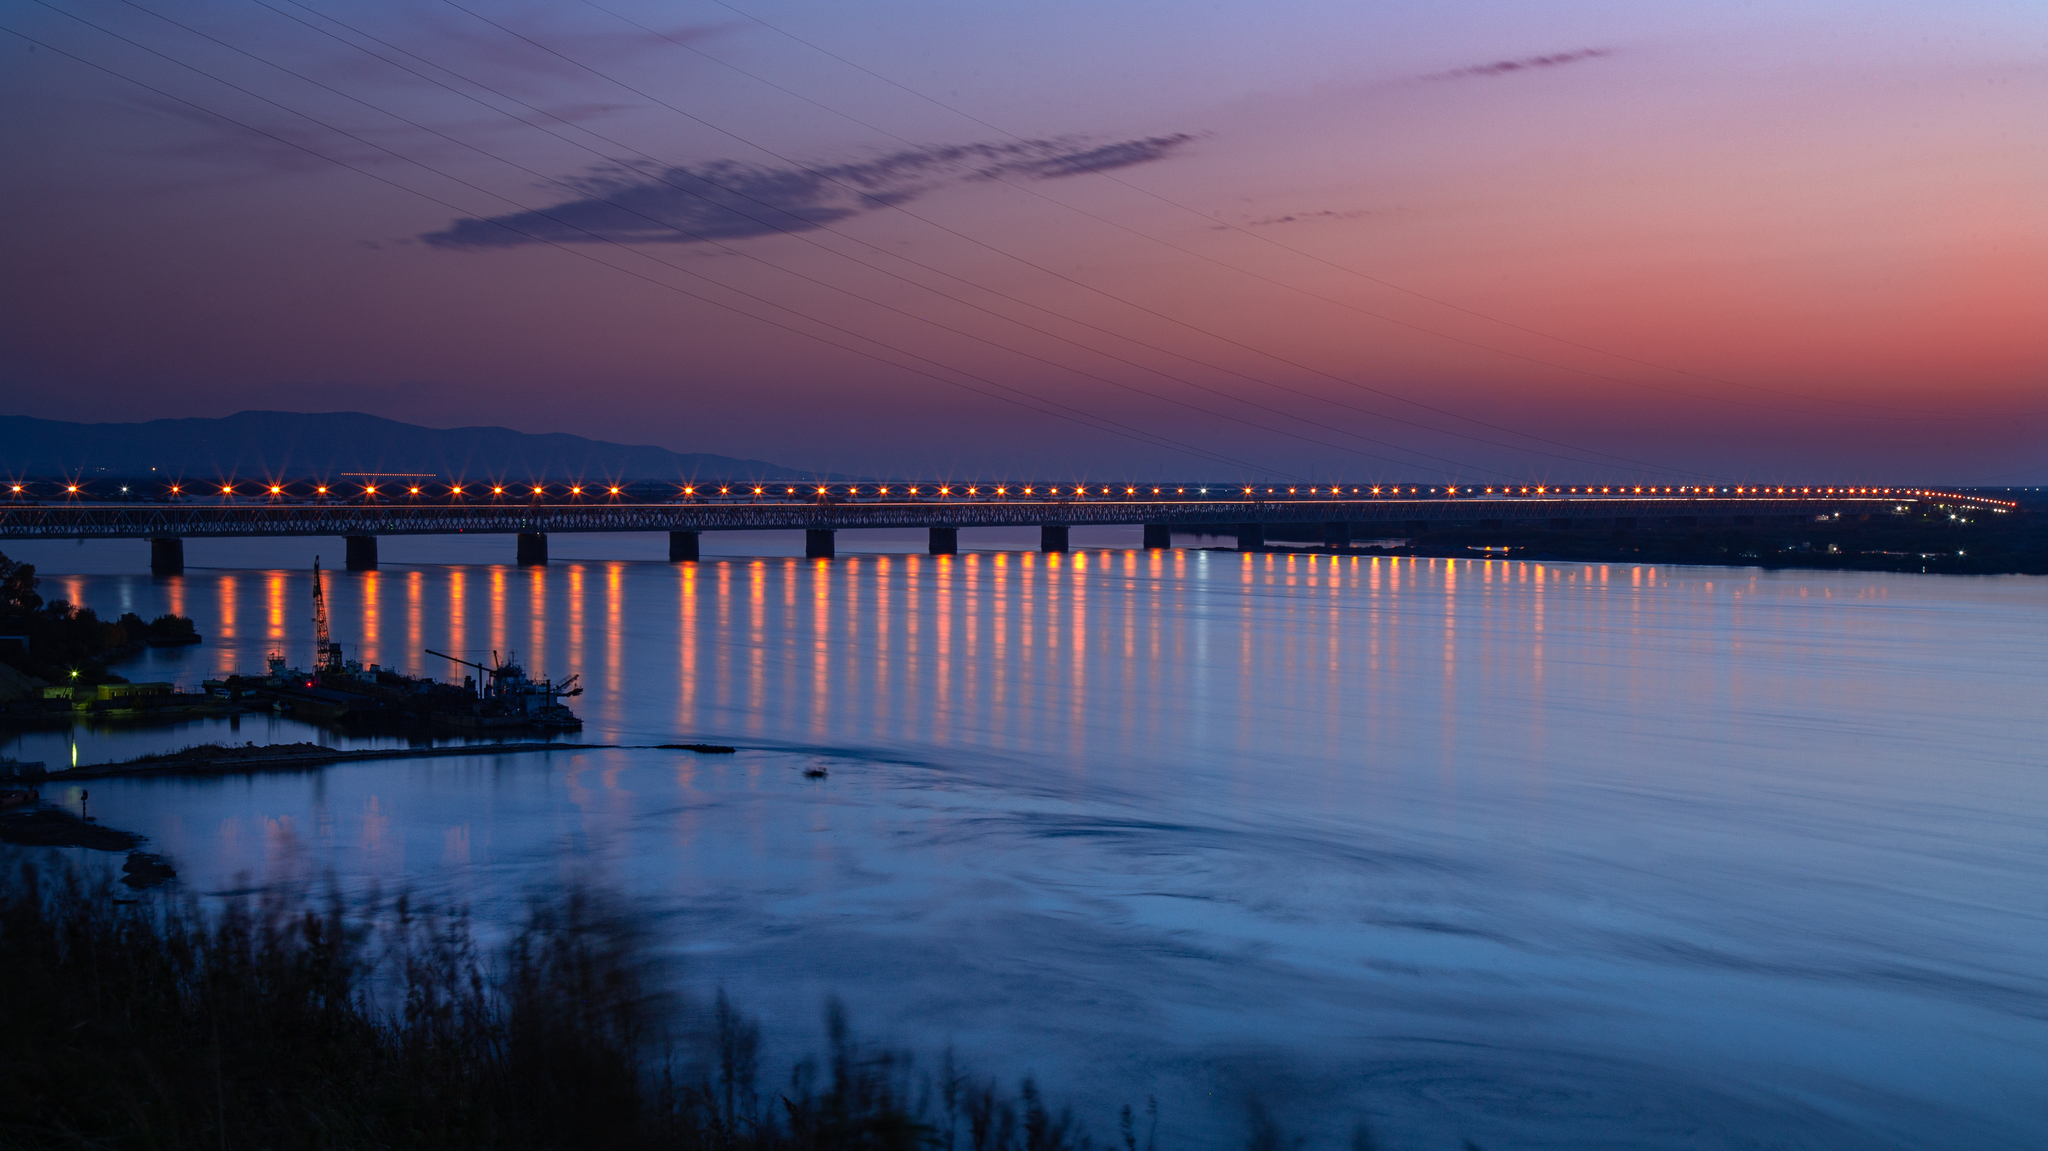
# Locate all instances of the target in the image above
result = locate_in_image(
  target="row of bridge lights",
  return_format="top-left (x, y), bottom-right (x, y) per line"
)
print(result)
top-left (3, 482), bottom-right (2002, 506)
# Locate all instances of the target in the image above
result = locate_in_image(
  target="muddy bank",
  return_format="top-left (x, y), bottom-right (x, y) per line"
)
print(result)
top-left (52, 740), bottom-right (614, 781)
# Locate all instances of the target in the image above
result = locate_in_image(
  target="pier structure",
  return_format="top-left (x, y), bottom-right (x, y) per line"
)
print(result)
top-left (0, 484), bottom-right (2003, 569)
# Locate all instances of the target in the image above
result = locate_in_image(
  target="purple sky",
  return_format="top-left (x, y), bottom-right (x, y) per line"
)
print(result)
top-left (1, 0), bottom-right (2043, 482)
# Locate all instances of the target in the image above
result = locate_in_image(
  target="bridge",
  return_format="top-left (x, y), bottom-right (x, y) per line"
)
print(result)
top-left (0, 479), bottom-right (2006, 573)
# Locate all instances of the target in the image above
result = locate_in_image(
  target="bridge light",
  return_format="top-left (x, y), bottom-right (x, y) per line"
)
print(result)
top-left (940, 486), bottom-right (951, 495)
top-left (218, 485), bottom-right (231, 495)
top-left (1244, 487), bottom-right (1254, 494)
top-left (9, 485), bottom-right (19, 493)
top-left (879, 486), bottom-right (889, 494)
top-left (1288, 487), bottom-right (1297, 493)
top-left (909, 487), bottom-right (920, 494)
top-left (786, 487), bottom-right (796, 494)
top-left (683, 486), bottom-right (695, 495)
top-left (719, 486), bottom-right (729, 494)
top-left (315, 486), bottom-right (325, 494)
top-left (817, 487), bottom-right (828, 495)
top-left (1023, 487), bottom-right (1033, 494)
top-left (996, 487), bottom-right (1007, 494)
top-left (753, 487), bottom-right (763, 494)
top-left (1371, 487), bottom-right (1381, 494)
top-left (271, 485), bottom-right (282, 494)
top-left (409, 486), bottom-right (421, 495)
top-left (570, 486), bottom-right (582, 495)
top-left (1177, 488), bottom-right (1184, 493)
top-left (610, 486), bottom-right (622, 495)
top-left (451, 486), bottom-right (463, 495)
top-left (68, 485), bottom-right (79, 494)
top-left (968, 487), bottom-right (978, 494)
top-left (491, 485), bottom-right (503, 494)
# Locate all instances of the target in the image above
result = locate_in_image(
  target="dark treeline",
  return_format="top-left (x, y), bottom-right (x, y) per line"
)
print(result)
top-left (0, 550), bottom-right (197, 686)
top-left (1267, 499), bottom-right (2048, 575)
top-left (0, 865), bottom-right (1237, 1151)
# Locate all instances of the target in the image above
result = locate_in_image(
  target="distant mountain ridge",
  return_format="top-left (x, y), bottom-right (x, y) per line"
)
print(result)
top-left (0, 411), bottom-right (813, 480)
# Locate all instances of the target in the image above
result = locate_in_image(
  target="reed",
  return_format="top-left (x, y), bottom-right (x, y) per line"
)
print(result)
top-left (0, 863), bottom-right (1139, 1151)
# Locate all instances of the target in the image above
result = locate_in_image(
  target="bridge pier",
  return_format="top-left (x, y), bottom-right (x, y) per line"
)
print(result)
top-left (805, 529), bottom-right (835, 559)
top-left (668, 530), bottom-right (699, 562)
top-left (345, 534), bottom-right (378, 571)
top-left (1236, 523), bottom-right (1265, 553)
top-left (516, 532), bottom-right (547, 566)
top-left (1142, 523), bottom-right (1172, 550)
top-left (149, 537), bottom-right (183, 576)
top-left (1321, 521), bottom-right (1349, 551)
top-left (928, 527), bottom-right (957, 555)
top-left (1039, 525), bottom-right (1068, 553)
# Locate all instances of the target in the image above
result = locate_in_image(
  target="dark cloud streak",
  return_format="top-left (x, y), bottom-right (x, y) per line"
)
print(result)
top-left (419, 134), bottom-right (1195, 249)
top-left (1425, 48), bottom-right (1613, 82)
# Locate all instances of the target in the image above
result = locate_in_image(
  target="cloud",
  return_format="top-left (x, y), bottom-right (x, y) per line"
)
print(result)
top-left (1245, 209), bottom-right (1377, 228)
top-left (418, 134), bottom-right (1196, 249)
top-left (1425, 48), bottom-right (1613, 82)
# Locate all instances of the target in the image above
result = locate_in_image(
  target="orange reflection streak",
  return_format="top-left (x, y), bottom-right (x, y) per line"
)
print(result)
top-left (446, 569), bottom-right (466, 680)
top-left (214, 574), bottom-right (237, 654)
top-left (568, 564), bottom-right (587, 688)
top-left (812, 559), bottom-right (830, 736)
top-left (747, 562), bottom-right (765, 736)
top-left (715, 562), bottom-right (732, 714)
top-left (163, 573), bottom-right (185, 621)
top-left (781, 560), bottom-right (799, 710)
top-left (991, 552), bottom-right (1008, 735)
top-left (934, 556), bottom-right (952, 737)
top-left (679, 562), bottom-right (698, 726)
top-left (406, 570), bottom-right (423, 674)
top-left (358, 570), bottom-right (380, 665)
top-left (603, 563), bottom-right (622, 704)
top-left (489, 567), bottom-right (506, 663)
top-left (874, 556), bottom-right (892, 739)
top-left (905, 557), bottom-right (922, 724)
top-left (842, 558), bottom-right (861, 723)
top-left (523, 565), bottom-right (545, 683)
top-left (265, 570), bottom-right (286, 653)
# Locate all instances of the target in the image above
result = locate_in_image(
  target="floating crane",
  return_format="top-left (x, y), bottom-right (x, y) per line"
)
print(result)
top-left (311, 555), bottom-right (337, 670)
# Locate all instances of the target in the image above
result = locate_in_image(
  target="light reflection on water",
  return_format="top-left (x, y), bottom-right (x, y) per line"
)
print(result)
top-left (2, 537), bottom-right (2045, 1149)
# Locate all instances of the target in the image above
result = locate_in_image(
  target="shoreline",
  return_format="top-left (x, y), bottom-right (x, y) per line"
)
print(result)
top-left (49, 740), bottom-right (618, 781)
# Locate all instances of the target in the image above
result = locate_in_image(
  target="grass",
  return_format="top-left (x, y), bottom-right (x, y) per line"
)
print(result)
top-left (0, 864), bottom-right (1134, 1150)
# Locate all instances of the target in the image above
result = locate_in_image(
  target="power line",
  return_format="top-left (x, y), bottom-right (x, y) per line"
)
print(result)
top-left (692, 0), bottom-right (1982, 422)
top-left (0, 16), bottom-right (1281, 478)
top-left (425, 0), bottom-right (1729, 477)
top-left (236, 0), bottom-right (1676, 479)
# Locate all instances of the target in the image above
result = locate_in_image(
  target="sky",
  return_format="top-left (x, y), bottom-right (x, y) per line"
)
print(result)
top-left (1, 0), bottom-right (2043, 483)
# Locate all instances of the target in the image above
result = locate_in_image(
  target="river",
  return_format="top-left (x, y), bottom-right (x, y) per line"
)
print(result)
top-left (3, 530), bottom-right (2043, 1149)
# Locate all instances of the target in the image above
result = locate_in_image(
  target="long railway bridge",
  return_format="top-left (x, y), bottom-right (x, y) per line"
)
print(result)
top-left (0, 480), bottom-right (2004, 573)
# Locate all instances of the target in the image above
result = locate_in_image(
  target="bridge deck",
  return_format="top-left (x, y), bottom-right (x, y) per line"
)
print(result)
top-left (0, 494), bottom-right (1942, 540)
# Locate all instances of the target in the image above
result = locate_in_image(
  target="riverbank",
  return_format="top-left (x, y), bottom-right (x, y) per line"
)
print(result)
top-left (46, 739), bottom-right (614, 781)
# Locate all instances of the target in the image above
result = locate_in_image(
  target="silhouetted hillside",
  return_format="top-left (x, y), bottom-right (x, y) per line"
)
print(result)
top-left (0, 412), bottom-right (811, 480)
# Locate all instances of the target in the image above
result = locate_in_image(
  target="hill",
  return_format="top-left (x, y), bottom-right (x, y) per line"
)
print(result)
top-left (0, 411), bottom-right (810, 480)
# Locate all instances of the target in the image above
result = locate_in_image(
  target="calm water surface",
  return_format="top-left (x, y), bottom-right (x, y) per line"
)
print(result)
top-left (5, 533), bottom-right (2044, 1149)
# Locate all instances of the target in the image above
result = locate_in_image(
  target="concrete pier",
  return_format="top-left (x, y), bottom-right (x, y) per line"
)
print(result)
top-left (1321, 521), bottom-right (1349, 551)
top-left (1142, 523), bottom-right (1172, 550)
top-left (668, 530), bottom-right (700, 562)
top-left (805, 529), bottom-right (835, 559)
top-left (516, 532), bottom-right (547, 566)
top-left (1039, 524), bottom-right (1069, 553)
top-left (928, 527), bottom-right (957, 555)
top-left (344, 534), bottom-right (378, 571)
top-left (149, 536), bottom-right (183, 575)
top-left (1236, 523), bottom-right (1265, 553)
